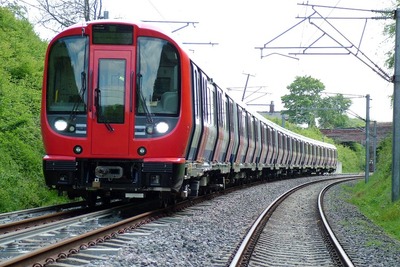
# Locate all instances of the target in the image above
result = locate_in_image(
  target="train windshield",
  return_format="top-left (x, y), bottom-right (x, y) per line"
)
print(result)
top-left (136, 37), bottom-right (180, 116)
top-left (46, 36), bottom-right (89, 113)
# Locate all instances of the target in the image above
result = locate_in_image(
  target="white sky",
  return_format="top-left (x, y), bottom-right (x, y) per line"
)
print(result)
top-left (28, 0), bottom-right (396, 123)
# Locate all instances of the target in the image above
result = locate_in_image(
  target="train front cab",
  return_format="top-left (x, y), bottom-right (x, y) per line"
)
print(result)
top-left (42, 22), bottom-right (193, 202)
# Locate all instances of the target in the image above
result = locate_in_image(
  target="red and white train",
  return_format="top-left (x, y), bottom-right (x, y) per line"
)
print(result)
top-left (41, 20), bottom-right (337, 205)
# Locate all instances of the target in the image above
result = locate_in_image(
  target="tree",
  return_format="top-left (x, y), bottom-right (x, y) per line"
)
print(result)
top-left (281, 75), bottom-right (324, 127)
top-left (317, 94), bottom-right (352, 129)
top-left (11, 0), bottom-right (104, 34)
top-left (281, 75), bottom-right (352, 129)
top-left (382, 1), bottom-right (400, 70)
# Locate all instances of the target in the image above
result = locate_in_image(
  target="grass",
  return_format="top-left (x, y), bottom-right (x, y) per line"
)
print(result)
top-left (342, 136), bottom-right (400, 241)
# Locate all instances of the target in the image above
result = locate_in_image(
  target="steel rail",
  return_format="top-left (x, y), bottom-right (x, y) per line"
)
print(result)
top-left (318, 178), bottom-right (360, 267)
top-left (0, 202), bottom-right (135, 248)
top-left (0, 200), bottom-right (125, 235)
top-left (0, 208), bottom-right (89, 235)
top-left (0, 190), bottom-right (221, 267)
top-left (0, 209), bottom-right (159, 266)
top-left (229, 175), bottom-right (362, 266)
top-left (0, 201), bottom-right (86, 221)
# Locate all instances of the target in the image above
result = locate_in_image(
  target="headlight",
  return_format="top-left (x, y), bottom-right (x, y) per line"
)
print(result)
top-left (155, 122), bottom-right (169, 134)
top-left (54, 119), bottom-right (68, 131)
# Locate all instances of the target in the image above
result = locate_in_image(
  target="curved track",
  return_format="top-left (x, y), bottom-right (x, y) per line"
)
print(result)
top-left (229, 176), bottom-right (360, 267)
top-left (318, 180), bottom-right (355, 267)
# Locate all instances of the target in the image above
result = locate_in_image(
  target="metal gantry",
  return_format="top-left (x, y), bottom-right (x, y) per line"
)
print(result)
top-left (256, 3), bottom-right (399, 201)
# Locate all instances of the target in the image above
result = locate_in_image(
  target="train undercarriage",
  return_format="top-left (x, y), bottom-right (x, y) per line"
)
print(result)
top-left (44, 157), bottom-right (333, 206)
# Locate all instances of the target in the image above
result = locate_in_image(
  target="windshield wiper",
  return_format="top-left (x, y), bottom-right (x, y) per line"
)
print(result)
top-left (137, 73), bottom-right (154, 124)
top-left (94, 87), bottom-right (114, 132)
top-left (69, 71), bottom-right (87, 122)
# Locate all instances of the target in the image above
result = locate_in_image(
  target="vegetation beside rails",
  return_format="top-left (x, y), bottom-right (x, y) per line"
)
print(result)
top-left (344, 136), bottom-right (400, 241)
top-left (0, 7), bottom-right (69, 213)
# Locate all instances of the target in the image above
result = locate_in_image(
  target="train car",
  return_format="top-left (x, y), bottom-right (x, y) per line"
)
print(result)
top-left (41, 20), bottom-right (337, 205)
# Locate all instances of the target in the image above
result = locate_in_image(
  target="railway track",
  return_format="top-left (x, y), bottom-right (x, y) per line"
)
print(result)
top-left (0, 198), bottom-right (163, 267)
top-left (0, 201), bottom-right (86, 226)
top-left (0, 190), bottom-right (219, 267)
top-left (0, 200), bottom-right (130, 235)
top-left (229, 176), bottom-right (361, 267)
top-left (0, 175), bottom-right (361, 266)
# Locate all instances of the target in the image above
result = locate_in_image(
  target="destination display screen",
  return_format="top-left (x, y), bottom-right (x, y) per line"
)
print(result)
top-left (92, 24), bottom-right (133, 45)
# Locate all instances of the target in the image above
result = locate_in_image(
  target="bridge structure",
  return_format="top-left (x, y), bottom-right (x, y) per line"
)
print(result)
top-left (321, 122), bottom-right (392, 174)
top-left (320, 122), bottom-right (392, 144)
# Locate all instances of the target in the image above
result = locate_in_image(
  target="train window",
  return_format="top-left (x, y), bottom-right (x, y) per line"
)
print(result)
top-left (267, 127), bottom-right (271, 146)
top-left (136, 37), bottom-right (180, 116)
top-left (249, 116), bottom-right (255, 141)
top-left (261, 124), bottom-right (266, 144)
top-left (208, 83), bottom-right (216, 125)
top-left (229, 101), bottom-right (236, 137)
top-left (217, 89), bottom-right (225, 128)
top-left (282, 134), bottom-right (287, 153)
top-left (92, 24), bottom-right (133, 45)
top-left (202, 75), bottom-right (208, 121)
top-left (224, 96), bottom-right (229, 130)
top-left (97, 59), bottom-right (126, 123)
top-left (242, 110), bottom-right (248, 138)
top-left (271, 128), bottom-right (276, 148)
top-left (193, 67), bottom-right (201, 119)
top-left (229, 99), bottom-right (235, 132)
top-left (237, 107), bottom-right (243, 136)
top-left (47, 36), bottom-right (89, 113)
top-left (216, 90), bottom-right (228, 130)
top-left (200, 78), bottom-right (215, 125)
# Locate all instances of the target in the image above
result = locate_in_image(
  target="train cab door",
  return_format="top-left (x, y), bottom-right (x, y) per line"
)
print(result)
top-left (91, 50), bottom-right (133, 155)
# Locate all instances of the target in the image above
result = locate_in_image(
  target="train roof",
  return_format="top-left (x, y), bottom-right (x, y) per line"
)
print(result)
top-left (65, 19), bottom-right (170, 36)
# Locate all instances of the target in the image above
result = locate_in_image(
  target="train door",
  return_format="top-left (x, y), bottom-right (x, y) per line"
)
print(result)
top-left (91, 50), bottom-right (133, 155)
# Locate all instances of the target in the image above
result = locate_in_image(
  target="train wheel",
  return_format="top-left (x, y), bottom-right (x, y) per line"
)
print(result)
top-left (159, 192), bottom-right (170, 208)
top-left (171, 195), bottom-right (178, 205)
top-left (85, 191), bottom-right (98, 207)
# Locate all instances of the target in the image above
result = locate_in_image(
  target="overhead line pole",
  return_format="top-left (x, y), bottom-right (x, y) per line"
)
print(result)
top-left (392, 8), bottom-right (400, 202)
top-left (365, 94), bottom-right (370, 183)
top-left (242, 73), bottom-right (255, 102)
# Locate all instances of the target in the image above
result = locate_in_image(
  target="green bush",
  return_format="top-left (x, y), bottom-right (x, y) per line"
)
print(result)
top-left (0, 7), bottom-right (68, 213)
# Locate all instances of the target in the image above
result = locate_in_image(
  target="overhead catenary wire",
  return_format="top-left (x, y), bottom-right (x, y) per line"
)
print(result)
top-left (257, 3), bottom-right (393, 82)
